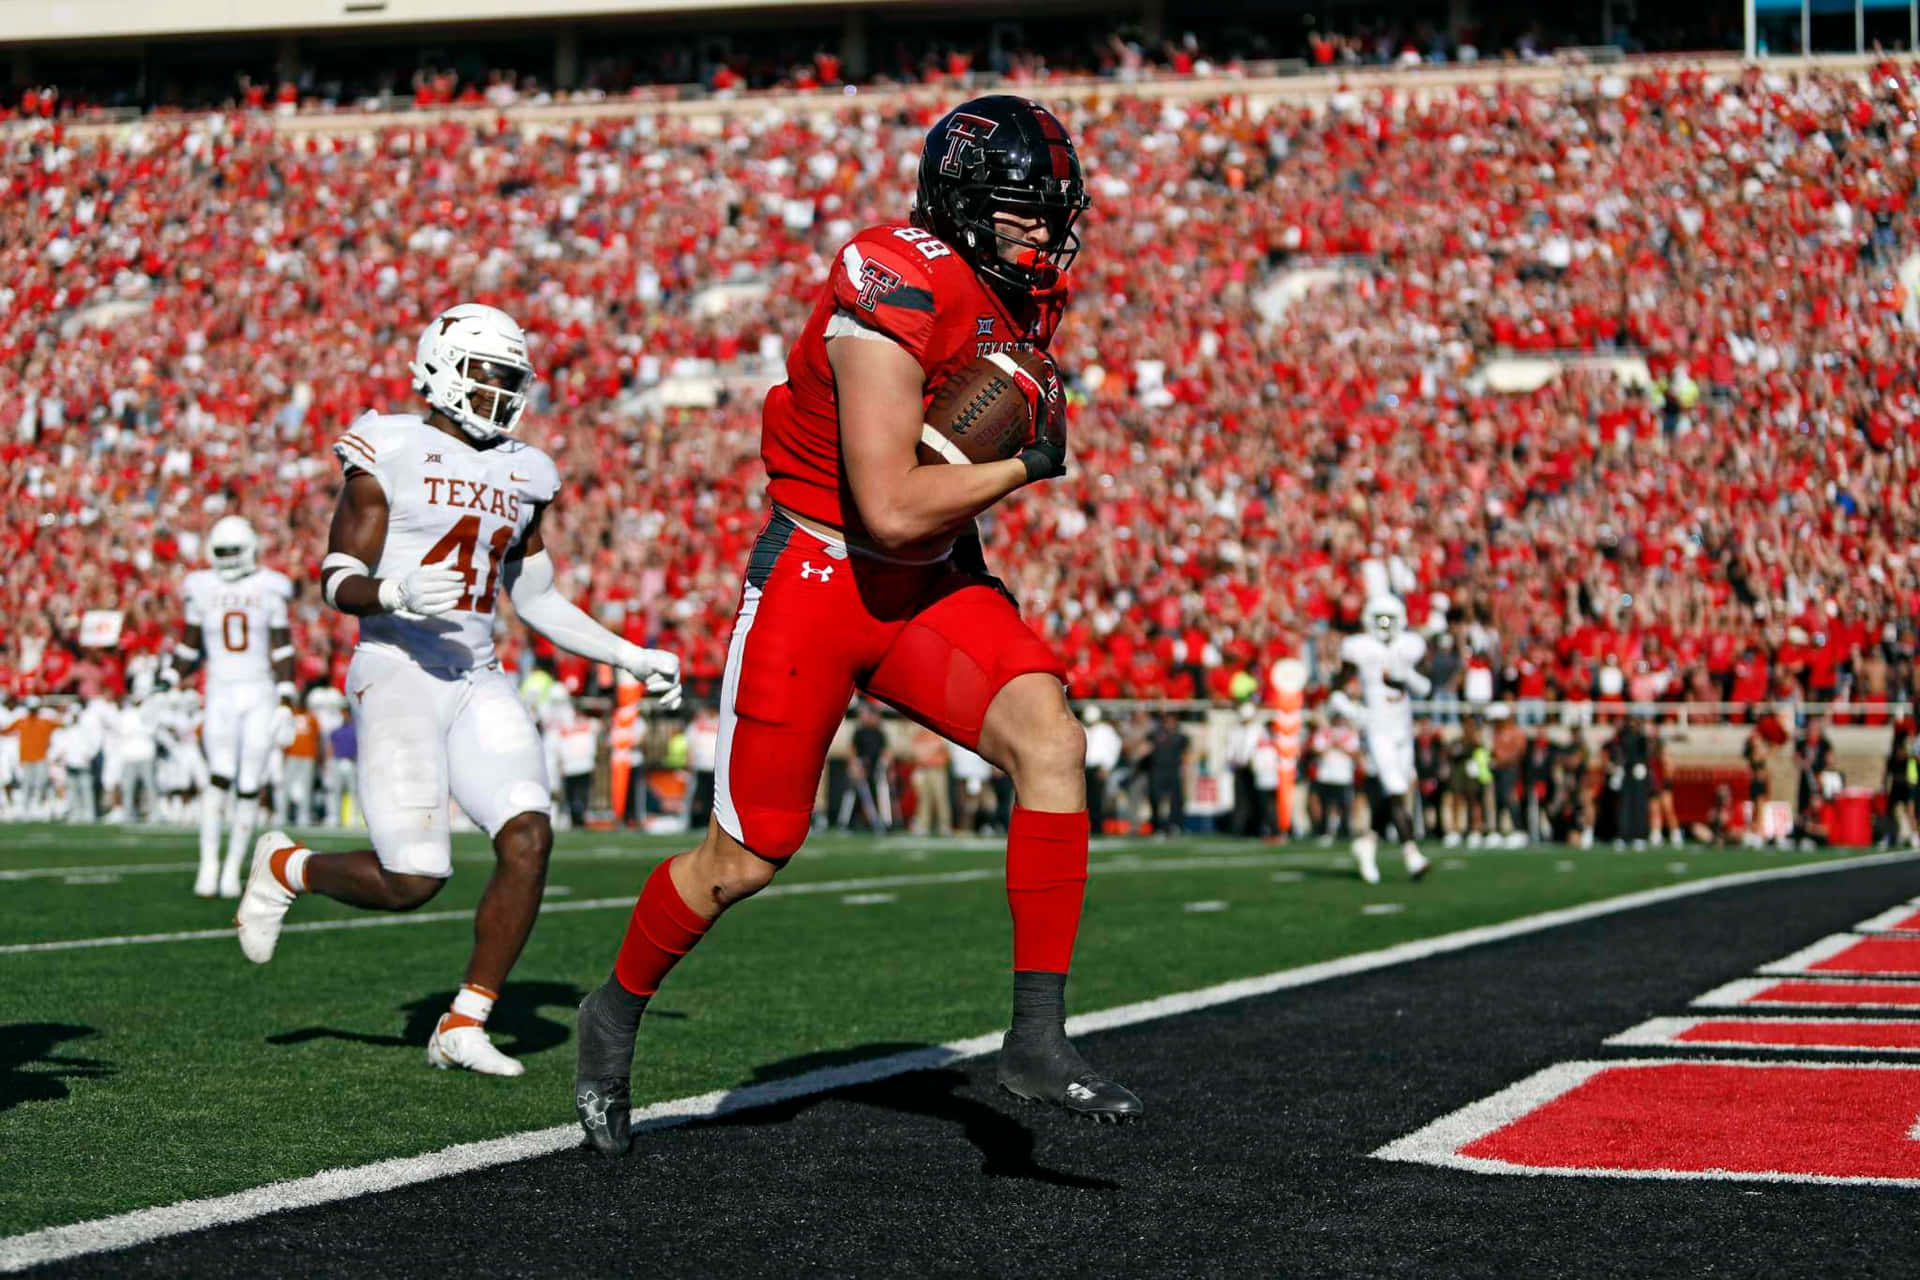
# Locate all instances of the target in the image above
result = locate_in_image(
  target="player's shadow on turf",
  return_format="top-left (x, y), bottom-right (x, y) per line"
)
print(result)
top-left (266, 981), bottom-right (648, 1057)
top-left (703, 1044), bottom-right (1120, 1191)
top-left (0, 1024), bottom-right (114, 1112)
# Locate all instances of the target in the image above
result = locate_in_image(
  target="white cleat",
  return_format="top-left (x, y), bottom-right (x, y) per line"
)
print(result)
top-left (194, 865), bottom-right (219, 899)
top-left (235, 830), bottom-right (300, 965)
top-left (1352, 834), bottom-right (1381, 885)
top-left (219, 869), bottom-right (244, 899)
top-left (1442, 832), bottom-right (1461, 849)
top-left (427, 1015), bottom-right (525, 1077)
top-left (1403, 843), bottom-right (1431, 881)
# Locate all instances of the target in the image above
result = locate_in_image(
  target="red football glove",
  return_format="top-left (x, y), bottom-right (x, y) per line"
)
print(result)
top-left (1008, 354), bottom-right (1068, 483)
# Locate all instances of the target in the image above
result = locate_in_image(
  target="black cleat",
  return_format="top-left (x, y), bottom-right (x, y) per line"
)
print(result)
top-left (996, 1030), bottom-right (1143, 1124)
top-left (573, 983), bottom-right (640, 1157)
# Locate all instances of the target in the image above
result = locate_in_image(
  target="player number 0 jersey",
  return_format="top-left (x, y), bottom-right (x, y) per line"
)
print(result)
top-left (333, 411), bottom-right (559, 671)
top-left (181, 567), bottom-right (294, 688)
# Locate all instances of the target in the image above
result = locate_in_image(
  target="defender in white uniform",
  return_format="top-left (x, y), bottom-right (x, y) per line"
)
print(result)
top-left (1331, 594), bottom-right (1431, 885)
top-left (164, 516), bottom-right (297, 896)
top-left (235, 303), bottom-right (682, 1078)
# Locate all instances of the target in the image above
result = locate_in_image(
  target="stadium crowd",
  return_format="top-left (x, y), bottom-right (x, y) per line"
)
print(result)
top-left (4, 65), bottom-right (1920, 730)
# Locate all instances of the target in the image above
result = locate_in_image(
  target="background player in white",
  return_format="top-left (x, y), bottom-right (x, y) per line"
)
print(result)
top-left (162, 515), bottom-right (296, 896)
top-left (1331, 594), bottom-right (1431, 884)
top-left (235, 303), bottom-right (682, 1078)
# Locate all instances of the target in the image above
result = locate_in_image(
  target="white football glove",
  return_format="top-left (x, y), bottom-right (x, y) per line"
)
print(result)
top-left (378, 559), bottom-right (466, 617)
top-left (618, 643), bottom-right (683, 711)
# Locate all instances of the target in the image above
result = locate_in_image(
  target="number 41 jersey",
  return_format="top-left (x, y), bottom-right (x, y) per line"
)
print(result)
top-left (181, 566), bottom-right (295, 689)
top-left (333, 411), bottom-right (559, 672)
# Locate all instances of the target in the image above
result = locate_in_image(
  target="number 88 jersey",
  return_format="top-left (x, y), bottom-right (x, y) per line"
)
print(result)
top-left (334, 411), bottom-right (560, 672)
top-left (181, 566), bottom-right (295, 689)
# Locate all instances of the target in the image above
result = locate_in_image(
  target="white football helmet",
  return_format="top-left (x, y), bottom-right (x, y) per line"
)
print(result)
top-left (1363, 593), bottom-right (1406, 644)
top-left (208, 515), bottom-right (260, 582)
top-left (410, 303), bottom-right (535, 442)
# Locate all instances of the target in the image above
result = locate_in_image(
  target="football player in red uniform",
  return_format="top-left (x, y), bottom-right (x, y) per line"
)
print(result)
top-left (574, 96), bottom-right (1141, 1154)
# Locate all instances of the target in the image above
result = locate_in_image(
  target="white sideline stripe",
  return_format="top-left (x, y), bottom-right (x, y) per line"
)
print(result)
top-left (1604, 1017), bottom-right (1709, 1047)
top-left (0, 854), bottom-right (1301, 955)
top-left (1856, 900), bottom-right (1920, 933)
top-left (1606, 1014), bottom-right (1920, 1053)
top-left (1, 849), bottom-right (1914, 1271)
top-left (1757, 933), bottom-right (1920, 976)
top-left (1693, 976), bottom-right (1920, 1010)
top-left (1373, 1057), bottom-right (1920, 1186)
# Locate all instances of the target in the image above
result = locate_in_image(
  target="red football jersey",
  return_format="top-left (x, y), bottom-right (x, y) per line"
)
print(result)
top-left (761, 223), bottom-right (1064, 535)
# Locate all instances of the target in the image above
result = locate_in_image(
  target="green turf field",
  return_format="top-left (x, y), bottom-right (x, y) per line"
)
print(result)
top-left (0, 821), bottom-right (1845, 1236)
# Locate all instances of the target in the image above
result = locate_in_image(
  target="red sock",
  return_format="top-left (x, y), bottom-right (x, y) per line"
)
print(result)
top-left (1006, 806), bottom-right (1089, 973)
top-left (613, 857), bottom-right (712, 997)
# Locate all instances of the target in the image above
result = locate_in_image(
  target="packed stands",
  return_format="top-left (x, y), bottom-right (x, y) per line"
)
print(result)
top-left (3, 62), bottom-right (1918, 719)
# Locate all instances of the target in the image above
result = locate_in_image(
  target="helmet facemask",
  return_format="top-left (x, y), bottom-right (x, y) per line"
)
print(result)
top-left (927, 182), bottom-right (1088, 296)
top-left (454, 355), bottom-right (532, 441)
top-left (411, 304), bottom-right (536, 443)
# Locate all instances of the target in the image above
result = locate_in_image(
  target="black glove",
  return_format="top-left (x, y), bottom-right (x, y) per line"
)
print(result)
top-left (1016, 354), bottom-right (1068, 483)
top-left (952, 530), bottom-right (1019, 612)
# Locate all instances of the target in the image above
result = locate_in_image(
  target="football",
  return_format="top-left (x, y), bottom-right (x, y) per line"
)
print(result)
top-left (918, 350), bottom-right (1050, 466)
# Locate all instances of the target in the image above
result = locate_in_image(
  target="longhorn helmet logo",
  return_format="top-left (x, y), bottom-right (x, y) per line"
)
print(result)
top-left (939, 112), bottom-right (1001, 178)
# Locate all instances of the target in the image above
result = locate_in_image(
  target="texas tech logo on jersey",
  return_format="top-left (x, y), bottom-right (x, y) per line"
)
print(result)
top-left (855, 260), bottom-right (905, 312)
top-left (939, 113), bottom-right (1000, 177)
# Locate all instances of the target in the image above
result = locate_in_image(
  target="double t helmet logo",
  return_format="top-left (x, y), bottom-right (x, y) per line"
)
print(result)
top-left (940, 113), bottom-right (1001, 177)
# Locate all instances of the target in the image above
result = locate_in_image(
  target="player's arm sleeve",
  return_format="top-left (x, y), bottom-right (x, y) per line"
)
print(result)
top-left (1401, 636), bottom-right (1432, 697)
top-left (331, 413), bottom-right (394, 500)
top-left (502, 551), bottom-right (631, 668)
top-left (829, 238), bottom-right (937, 361)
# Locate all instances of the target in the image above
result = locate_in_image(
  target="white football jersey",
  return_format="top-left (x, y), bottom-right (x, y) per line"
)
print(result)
top-left (1339, 630), bottom-right (1429, 730)
top-left (334, 411), bottom-right (559, 671)
top-left (182, 567), bottom-right (294, 689)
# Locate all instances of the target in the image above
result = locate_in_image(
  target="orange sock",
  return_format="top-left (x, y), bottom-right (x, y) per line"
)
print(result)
top-left (269, 844), bottom-right (309, 893)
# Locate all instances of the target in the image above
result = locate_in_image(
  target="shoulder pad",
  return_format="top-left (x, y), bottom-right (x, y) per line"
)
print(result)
top-left (828, 228), bottom-right (951, 358)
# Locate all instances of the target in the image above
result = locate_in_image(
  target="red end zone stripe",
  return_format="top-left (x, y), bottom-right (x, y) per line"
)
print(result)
top-left (1762, 934), bottom-right (1920, 976)
top-left (1379, 1061), bottom-right (1920, 1183)
top-left (1677, 1019), bottom-right (1920, 1051)
top-left (1812, 937), bottom-right (1920, 974)
top-left (1755, 980), bottom-right (1920, 1007)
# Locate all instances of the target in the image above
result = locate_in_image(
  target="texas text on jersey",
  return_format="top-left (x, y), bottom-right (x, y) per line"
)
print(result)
top-left (331, 410), bottom-right (560, 671)
top-left (760, 223), bottom-right (1067, 539)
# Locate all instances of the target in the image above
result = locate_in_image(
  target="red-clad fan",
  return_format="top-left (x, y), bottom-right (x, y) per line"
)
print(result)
top-left (573, 96), bottom-right (1140, 1157)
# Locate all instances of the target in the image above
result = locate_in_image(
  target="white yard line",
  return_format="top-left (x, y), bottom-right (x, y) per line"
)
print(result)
top-left (0, 854), bottom-right (1298, 956)
top-left (0, 863), bottom-right (200, 882)
top-left (0, 848), bottom-right (1913, 1272)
